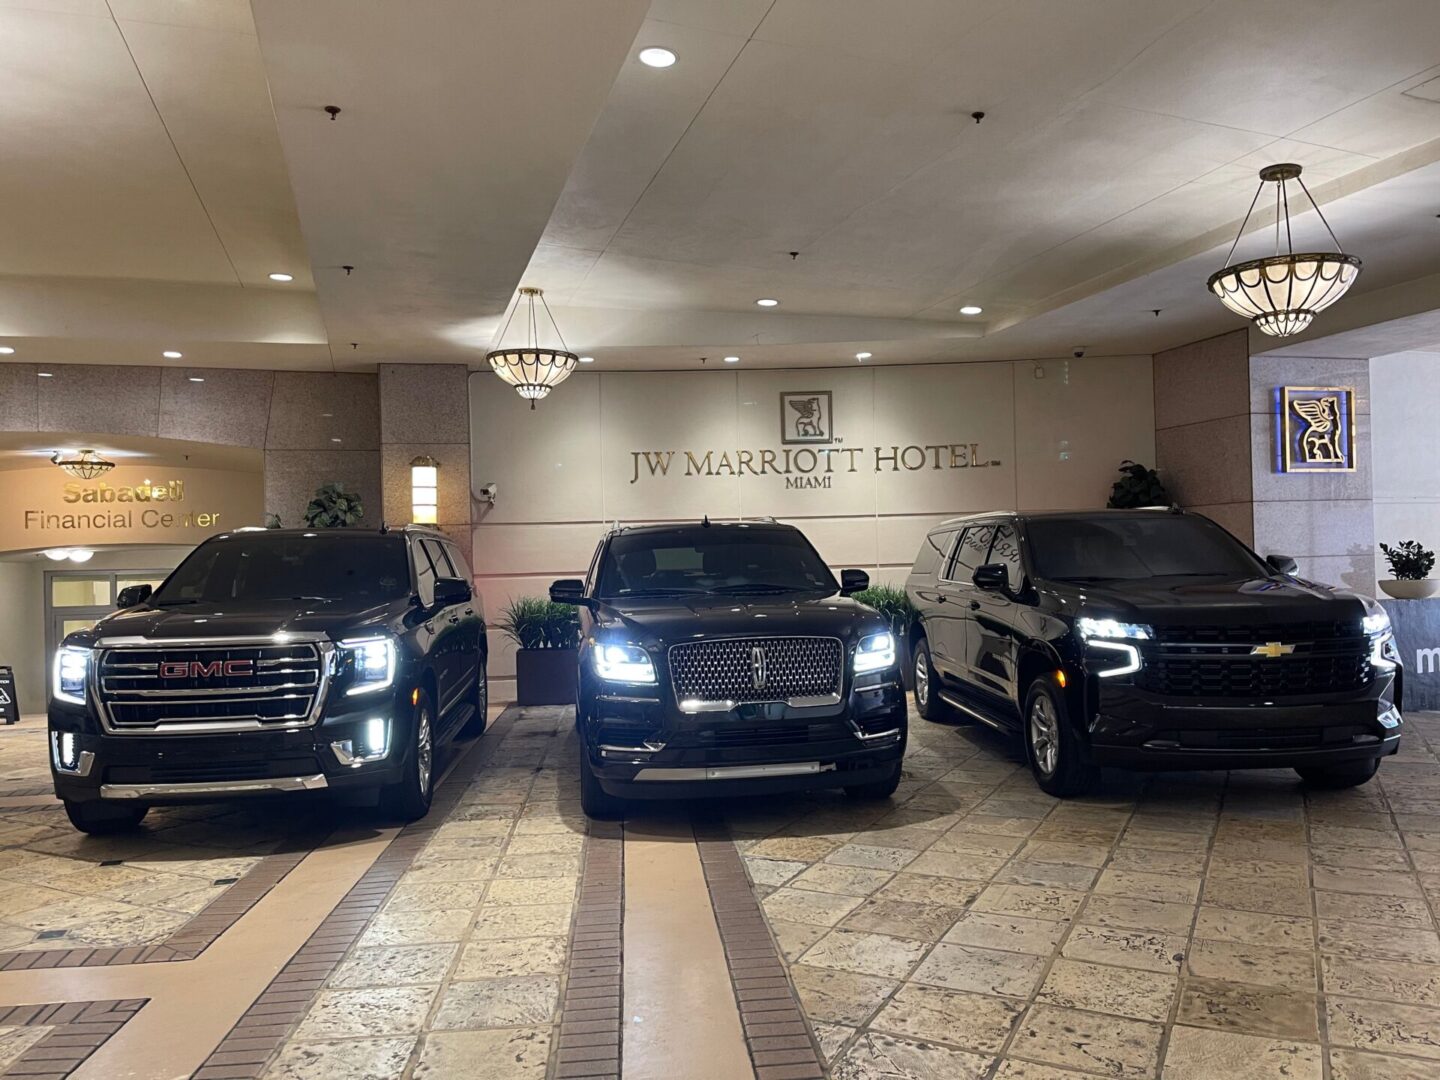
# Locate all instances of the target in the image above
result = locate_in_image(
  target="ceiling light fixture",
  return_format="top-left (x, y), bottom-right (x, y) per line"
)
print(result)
top-left (1208, 163), bottom-right (1362, 337)
top-left (959, 305), bottom-right (983, 316)
top-left (487, 286), bottom-right (579, 409)
top-left (268, 272), bottom-right (294, 282)
top-left (188, 376), bottom-right (205, 383)
top-left (638, 47), bottom-right (677, 68)
top-left (578, 356), bottom-right (595, 364)
top-left (37, 371), bottom-right (52, 378)
top-left (162, 350), bottom-right (183, 359)
top-left (51, 448), bottom-right (115, 480)
top-left (755, 298), bottom-right (779, 308)
top-left (724, 356), bottom-right (740, 364)
top-left (855, 352), bottom-right (872, 361)
top-left (0, 346), bottom-right (14, 354)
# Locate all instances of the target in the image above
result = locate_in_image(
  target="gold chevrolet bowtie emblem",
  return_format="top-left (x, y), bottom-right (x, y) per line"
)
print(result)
top-left (1251, 642), bottom-right (1296, 658)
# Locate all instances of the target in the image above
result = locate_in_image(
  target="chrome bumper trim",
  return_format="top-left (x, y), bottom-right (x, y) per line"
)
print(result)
top-left (100, 774), bottom-right (330, 799)
top-left (854, 727), bottom-right (902, 742)
top-left (632, 761), bottom-right (833, 782)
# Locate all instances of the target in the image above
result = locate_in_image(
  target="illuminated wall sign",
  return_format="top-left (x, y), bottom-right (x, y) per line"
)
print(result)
top-left (1279, 385), bottom-right (1356, 473)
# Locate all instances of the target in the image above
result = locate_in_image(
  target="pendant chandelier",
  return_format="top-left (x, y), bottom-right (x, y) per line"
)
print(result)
top-left (486, 286), bottom-right (579, 409)
top-left (50, 448), bottom-right (115, 479)
top-left (1207, 163), bottom-right (1361, 338)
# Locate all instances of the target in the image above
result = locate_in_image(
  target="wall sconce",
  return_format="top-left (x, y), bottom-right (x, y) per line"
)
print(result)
top-left (410, 455), bottom-right (439, 524)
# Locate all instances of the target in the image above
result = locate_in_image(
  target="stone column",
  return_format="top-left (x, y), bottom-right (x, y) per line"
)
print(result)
top-left (378, 364), bottom-right (473, 565)
top-left (263, 372), bottom-right (383, 528)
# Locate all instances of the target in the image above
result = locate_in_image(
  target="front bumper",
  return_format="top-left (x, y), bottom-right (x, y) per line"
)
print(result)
top-left (581, 669), bottom-right (907, 800)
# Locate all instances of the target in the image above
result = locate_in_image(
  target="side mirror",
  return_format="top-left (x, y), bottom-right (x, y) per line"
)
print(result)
top-left (1266, 554), bottom-right (1298, 575)
top-left (434, 577), bottom-right (472, 606)
top-left (840, 569), bottom-right (870, 595)
top-left (549, 579), bottom-right (590, 607)
top-left (116, 584), bottom-right (153, 609)
top-left (973, 564), bottom-right (1009, 591)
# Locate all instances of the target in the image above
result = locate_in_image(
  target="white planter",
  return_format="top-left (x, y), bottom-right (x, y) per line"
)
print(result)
top-left (1379, 578), bottom-right (1440, 600)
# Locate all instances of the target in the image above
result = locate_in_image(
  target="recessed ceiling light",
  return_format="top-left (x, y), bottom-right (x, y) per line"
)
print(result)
top-left (959, 305), bottom-right (983, 315)
top-left (330, 437), bottom-right (342, 443)
top-left (755, 298), bottom-right (780, 308)
top-left (855, 352), bottom-right (872, 361)
top-left (638, 47), bottom-right (677, 68)
top-left (188, 376), bottom-right (205, 383)
top-left (0, 346), bottom-right (14, 355)
top-left (578, 356), bottom-right (595, 364)
top-left (162, 350), bottom-right (183, 359)
top-left (268, 272), bottom-right (294, 282)
top-left (724, 356), bottom-right (740, 364)
top-left (37, 371), bottom-right (52, 378)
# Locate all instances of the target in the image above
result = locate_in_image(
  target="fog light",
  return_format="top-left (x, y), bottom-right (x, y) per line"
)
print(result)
top-left (331, 718), bottom-right (391, 766)
top-left (50, 732), bottom-right (94, 776)
top-left (1379, 706), bottom-right (1402, 730)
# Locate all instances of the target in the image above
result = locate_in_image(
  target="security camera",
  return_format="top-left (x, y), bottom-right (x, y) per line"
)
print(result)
top-left (1072, 348), bottom-right (1086, 359)
top-left (478, 483), bottom-right (498, 504)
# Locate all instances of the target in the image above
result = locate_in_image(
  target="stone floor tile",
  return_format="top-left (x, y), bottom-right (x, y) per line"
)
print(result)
top-left (799, 928), bottom-right (929, 979)
top-left (431, 974), bottom-right (560, 1030)
top-left (872, 872), bottom-right (983, 908)
top-left (993, 1061), bottom-right (1098, 1079)
top-left (1310, 825), bottom-right (1402, 849)
top-left (928, 832), bottom-right (1027, 859)
top-left (870, 983), bottom-right (1023, 1053)
top-left (812, 1020), bottom-right (855, 1064)
top-left (504, 831), bottom-right (584, 856)
top-left (1176, 975), bottom-right (1320, 1040)
top-left (1326, 997), bottom-right (1440, 1060)
top-left (1186, 939), bottom-right (1316, 989)
top-left (1160, 1026), bottom-right (1322, 1080)
top-left (1037, 958), bottom-right (1178, 1022)
top-left (0, 1025), bottom-right (52, 1071)
top-left (824, 843), bottom-right (922, 871)
top-left (829, 1029), bottom-right (992, 1080)
top-left (1315, 891), bottom-right (1435, 928)
top-left (1107, 847), bottom-right (1207, 875)
top-left (496, 853), bottom-right (582, 879)
top-left (762, 886), bottom-right (864, 927)
top-left (910, 942), bottom-right (1047, 997)
top-left (391, 858), bottom-right (497, 884)
top-left (471, 903), bottom-right (572, 939)
top-left (1322, 954), bottom-right (1440, 1006)
top-left (329, 943), bottom-right (459, 989)
top-left (1203, 876), bottom-right (1312, 918)
top-left (1194, 907), bottom-right (1313, 950)
top-left (1314, 866), bottom-right (1424, 898)
top-left (454, 936), bottom-right (567, 979)
top-left (744, 857), bottom-right (810, 886)
top-left (994, 860), bottom-right (1099, 890)
top-left (294, 986), bottom-right (438, 1040)
top-left (942, 911), bottom-right (1068, 956)
top-left (1330, 1047), bottom-right (1440, 1079)
top-left (1008, 1004), bottom-right (1162, 1078)
top-left (1080, 894), bottom-right (1196, 934)
top-left (790, 862), bottom-right (895, 897)
top-left (790, 963), bottom-right (898, 1026)
top-left (904, 850), bottom-right (1007, 881)
top-left (1096, 867), bottom-right (1201, 904)
top-left (359, 908), bottom-right (473, 947)
top-left (970, 883), bottom-right (1086, 922)
top-left (770, 917), bottom-right (830, 962)
top-left (746, 835), bottom-right (843, 862)
top-left (1061, 925), bottom-right (1186, 973)
top-left (945, 815), bottom-right (1039, 839)
top-left (385, 880), bottom-right (488, 912)
top-left (413, 1027), bottom-right (549, 1079)
top-left (266, 1036), bottom-right (419, 1080)
top-left (1318, 920), bottom-right (1440, 963)
top-left (483, 876), bottom-right (577, 906)
top-left (841, 897), bottom-right (962, 942)
top-left (1017, 840), bottom-right (1110, 867)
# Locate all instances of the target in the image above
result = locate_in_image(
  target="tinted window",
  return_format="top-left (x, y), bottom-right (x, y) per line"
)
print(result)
top-left (912, 529), bottom-right (956, 577)
top-left (1027, 516), bottom-right (1263, 581)
top-left (423, 539), bottom-right (456, 579)
top-left (443, 541), bottom-right (471, 582)
top-left (596, 527), bottom-right (837, 598)
top-left (946, 525), bottom-right (995, 582)
top-left (414, 540), bottom-right (438, 606)
top-left (153, 534), bottom-right (410, 604)
top-left (989, 524), bottom-right (1023, 590)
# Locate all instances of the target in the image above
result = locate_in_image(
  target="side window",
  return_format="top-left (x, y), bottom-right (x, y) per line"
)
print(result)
top-left (913, 529), bottom-right (955, 577)
top-left (989, 524), bottom-right (1023, 591)
top-left (413, 540), bottom-right (439, 606)
top-left (946, 525), bottom-right (995, 583)
top-left (424, 539), bottom-right (456, 579)
top-left (442, 541), bottom-right (472, 583)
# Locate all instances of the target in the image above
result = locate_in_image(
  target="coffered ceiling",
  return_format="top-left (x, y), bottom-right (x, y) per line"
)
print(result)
top-left (2, 0), bottom-right (1440, 372)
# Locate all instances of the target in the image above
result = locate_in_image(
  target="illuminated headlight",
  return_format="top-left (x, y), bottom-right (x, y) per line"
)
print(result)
top-left (331, 717), bottom-right (390, 766)
top-left (853, 632), bottom-right (896, 674)
top-left (1076, 617), bottom-right (1152, 641)
top-left (53, 646), bottom-right (90, 705)
top-left (338, 637), bottom-right (397, 696)
top-left (1076, 618), bottom-right (1149, 679)
top-left (1363, 611), bottom-right (1391, 636)
top-left (592, 643), bottom-right (656, 685)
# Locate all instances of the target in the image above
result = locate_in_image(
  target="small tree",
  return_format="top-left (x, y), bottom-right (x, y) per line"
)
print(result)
top-left (1379, 540), bottom-right (1435, 580)
top-left (1107, 460), bottom-right (1170, 509)
top-left (303, 483), bottom-right (364, 528)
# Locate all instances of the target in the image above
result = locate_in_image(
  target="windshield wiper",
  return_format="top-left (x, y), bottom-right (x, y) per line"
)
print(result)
top-left (708, 583), bottom-right (808, 594)
top-left (610, 587), bottom-right (704, 597)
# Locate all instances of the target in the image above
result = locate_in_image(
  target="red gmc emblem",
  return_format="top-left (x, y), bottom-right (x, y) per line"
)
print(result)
top-left (159, 660), bottom-right (255, 679)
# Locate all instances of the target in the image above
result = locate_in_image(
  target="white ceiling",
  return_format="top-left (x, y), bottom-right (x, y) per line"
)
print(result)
top-left (2, 0), bottom-right (1440, 373)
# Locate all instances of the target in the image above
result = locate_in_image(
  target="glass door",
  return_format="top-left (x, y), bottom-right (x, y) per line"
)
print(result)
top-left (44, 570), bottom-right (169, 661)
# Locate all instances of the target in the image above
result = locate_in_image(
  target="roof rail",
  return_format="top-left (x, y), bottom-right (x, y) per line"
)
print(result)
top-left (937, 510), bottom-right (1015, 527)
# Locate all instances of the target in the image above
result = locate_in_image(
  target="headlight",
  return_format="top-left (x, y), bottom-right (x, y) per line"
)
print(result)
top-left (1076, 617), bottom-right (1152, 641)
top-left (53, 646), bottom-right (90, 705)
top-left (592, 643), bottom-right (656, 685)
top-left (853, 632), bottom-right (896, 674)
top-left (338, 637), bottom-right (397, 696)
top-left (1363, 611), bottom-right (1391, 636)
top-left (1076, 617), bottom-right (1149, 679)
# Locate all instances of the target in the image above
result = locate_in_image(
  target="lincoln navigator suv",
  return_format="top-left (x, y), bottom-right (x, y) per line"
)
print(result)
top-left (906, 509), bottom-right (1402, 796)
top-left (49, 527), bottom-right (487, 833)
top-left (550, 520), bottom-right (907, 818)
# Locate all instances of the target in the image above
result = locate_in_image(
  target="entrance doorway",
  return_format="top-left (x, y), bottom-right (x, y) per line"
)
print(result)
top-left (45, 569), bottom-right (168, 656)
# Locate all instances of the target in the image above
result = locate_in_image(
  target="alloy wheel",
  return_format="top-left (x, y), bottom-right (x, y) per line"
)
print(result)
top-left (914, 651), bottom-right (930, 709)
top-left (416, 706), bottom-right (433, 794)
top-left (1029, 694), bottom-right (1059, 777)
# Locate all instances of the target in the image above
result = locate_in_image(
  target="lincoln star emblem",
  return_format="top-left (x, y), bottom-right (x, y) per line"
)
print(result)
top-left (1250, 642), bottom-right (1295, 659)
top-left (750, 646), bottom-right (768, 690)
top-left (160, 659), bottom-right (255, 679)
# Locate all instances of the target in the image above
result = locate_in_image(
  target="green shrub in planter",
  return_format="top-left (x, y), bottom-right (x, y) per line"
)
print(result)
top-left (1380, 540), bottom-right (1436, 580)
top-left (498, 597), bottom-right (580, 651)
top-left (1107, 460), bottom-right (1170, 509)
top-left (303, 483), bottom-right (364, 528)
top-left (851, 584), bottom-right (916, 636)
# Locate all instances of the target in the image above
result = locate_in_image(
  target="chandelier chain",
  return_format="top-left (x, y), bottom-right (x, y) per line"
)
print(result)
top-left (1295, 174), bottom-right (1345, 252)
top-left (1222, 180), bottom-right (1266, 270)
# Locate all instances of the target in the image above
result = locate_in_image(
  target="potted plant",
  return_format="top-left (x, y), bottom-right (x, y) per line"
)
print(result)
top-left (303, 483), bottom-right (364, 528)
top-left (1107, 460), bottom-right (1170, 509)
top-left (852, 584), bottom-right (918, 688)
top-left (1378, 540), bottom-right (1438, 599)
top-left (499, 596), bottom-right (581, 706)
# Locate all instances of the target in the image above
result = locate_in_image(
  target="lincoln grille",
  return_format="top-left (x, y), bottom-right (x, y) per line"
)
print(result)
top-left (668, 637), bottom-right (842, 707)
top-left (97, 643), bottom-right (325, 732)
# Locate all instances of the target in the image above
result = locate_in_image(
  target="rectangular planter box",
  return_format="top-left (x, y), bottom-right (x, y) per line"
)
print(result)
top-left (515, 648), bottom-right (579, 707)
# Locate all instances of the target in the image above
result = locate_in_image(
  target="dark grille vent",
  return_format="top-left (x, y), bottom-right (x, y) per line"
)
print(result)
top-left (668, 637), bottom-right (842, 707)
top-left (1150, 622), bottom-right (1360, 645)
top-left (1137, 653), bottom-right (1371, 698)
top-left (698, 722), bottom-right (852, 748)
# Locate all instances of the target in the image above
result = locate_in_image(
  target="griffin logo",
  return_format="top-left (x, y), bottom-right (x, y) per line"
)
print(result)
top-left (1250, 642), bottom-right (1296, 659)
top-left (780, 390), bottom-right (834, 445)
top-left (1281, 386), bottom-right (1355, 472)
top-left (160, 659), bottom-right (255, 679)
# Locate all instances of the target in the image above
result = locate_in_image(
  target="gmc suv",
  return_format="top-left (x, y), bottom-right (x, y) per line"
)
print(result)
top-left (550, 520), bottom-right (907, 818)
top-left (906, 509), bottom-right (1402, 796)
top-left (49, 527), bottom-right (487, 833)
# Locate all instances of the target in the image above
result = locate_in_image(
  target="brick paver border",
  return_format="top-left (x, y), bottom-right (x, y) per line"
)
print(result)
top-left (0, 997), bottom-right (147, 1079)
top-left (553, 820), bottom-right (624, 1080)
top-left (694, 823), bottom-right (825, 1080)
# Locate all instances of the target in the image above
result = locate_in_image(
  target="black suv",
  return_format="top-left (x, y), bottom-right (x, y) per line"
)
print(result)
top-left (550, 521), bottom-right (907, 817)
top-left (49, 527), bottom-right (487, 833)
top-left (906, 510), bottom-right (1402, 795)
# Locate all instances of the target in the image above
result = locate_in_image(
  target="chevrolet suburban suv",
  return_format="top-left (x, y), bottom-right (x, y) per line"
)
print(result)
top-left (550, 520), bottom-right (907, 818)
top-left (906, 509), bottom-right (1402, 796)
top-left (49, 526), bottom-right (487, 833)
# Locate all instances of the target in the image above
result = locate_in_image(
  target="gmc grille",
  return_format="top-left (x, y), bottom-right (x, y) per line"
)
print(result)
top-left (97, 643), bottom-right (326, 733)
top-left (668, 637), bottom-right (842, 708)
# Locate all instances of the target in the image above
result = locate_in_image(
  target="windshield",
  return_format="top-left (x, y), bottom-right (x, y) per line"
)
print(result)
top-left (1027, 516), bottom-right (1264, 582)
top-left (151, 534), bottom-right (411, 605)
top-left (596, 527), bottom-right (837, 598)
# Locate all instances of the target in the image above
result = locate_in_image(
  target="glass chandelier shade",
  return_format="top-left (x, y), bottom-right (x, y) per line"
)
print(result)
top-left (1207, 164), bottom-right (1361, 338)
top-left (50, 448), bottom-right (115, 479)
top-left (486, 287), bottom-right (578, 408)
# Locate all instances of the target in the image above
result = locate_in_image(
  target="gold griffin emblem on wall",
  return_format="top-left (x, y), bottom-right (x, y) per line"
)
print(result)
top-left (1291, 396), bottom-right (1344, 464)
top-left (1280, 385), bottom-right (1355, 473)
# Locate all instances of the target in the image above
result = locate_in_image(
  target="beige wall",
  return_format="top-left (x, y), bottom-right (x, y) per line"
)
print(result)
top-left (0, 561), bottom-right (44, 715)
top-left (379, 364), bottom-right (473, 565)
top-left (1371, 351), bottom-right (1440, 575)
top-left (470, 356), bottom-right (1156, 701)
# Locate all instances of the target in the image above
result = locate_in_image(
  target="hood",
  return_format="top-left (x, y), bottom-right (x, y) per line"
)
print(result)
top-left (1045, 573), bottom-right (1368, 628)
top-left (594, 591), bottom-right (887, 646)
top-left (79, 597), bottom-right (403, 644)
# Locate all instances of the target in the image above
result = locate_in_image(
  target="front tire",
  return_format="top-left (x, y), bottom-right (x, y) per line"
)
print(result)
top-left (1296, 758), bottom-right (1379, 789)
top-left (383, 690), bottom-right (435, 821)
top-left (912, 638), bottom-right (950, 723)
top-left (1024, 678), bottom-right (1099, 798)
top-left (844, 760), bottom-right (903, 800)
top-left (579, 742), bottom-right (625, 820)
top-left (64, 799), bottom-right (147, 835)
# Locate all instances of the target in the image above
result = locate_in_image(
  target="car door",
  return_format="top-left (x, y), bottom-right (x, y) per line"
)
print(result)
top-left (415, 538), bottom-right (465, 721)
top-left (937, 523), bottom-right (994, 687)
top-left (909, 527), bottom-right (959, 669)
top-left (966, 523), bottom-right (1025, 714)
top-left (439, 538), bottom-right (483, 696)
